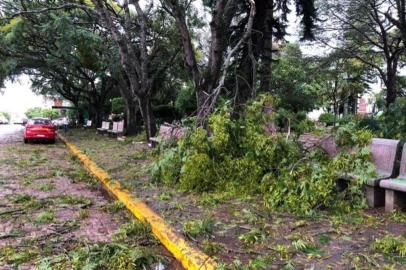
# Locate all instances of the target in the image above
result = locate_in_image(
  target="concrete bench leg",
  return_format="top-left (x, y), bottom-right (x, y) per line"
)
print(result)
top-left (365, 185), bottom-right (385, 208)
top-left (385, 189), bottom-right (406, 212)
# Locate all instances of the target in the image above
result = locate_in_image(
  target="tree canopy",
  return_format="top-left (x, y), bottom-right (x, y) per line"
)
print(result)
top-left (0, 0), bottom-right (404, 139)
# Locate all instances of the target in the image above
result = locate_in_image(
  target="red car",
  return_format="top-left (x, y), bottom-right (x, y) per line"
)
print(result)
top-left (24, 118), bottom-right (56, 144)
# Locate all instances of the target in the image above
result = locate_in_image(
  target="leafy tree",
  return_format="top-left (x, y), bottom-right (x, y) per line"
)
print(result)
top-left (270, 43), bottom-right (319, 112)
top-left (0, 111), bottom-right (10, 121)
top-left (160, 0), bottom-right (318, 126)
top-left (379, 97), bottom-right (406, 139)
top-left (0, 1), bottom-right (118, 125)
top-left (0, 0), bottom-right (181, 137)
top-left (320, 0), bottom-right (405, 107)
top-left (111, 97), bottom-right (125, 114)
top-left (88, 0), bottom-right (181, 139)
top-left (234, 0), bottom-right (318, 100)
top-left (25, 107), bottom-right (59, 119)
top-left (314, 50), bottom-right (374, 122)
top-left (384, 0), bottom-right (406, 47)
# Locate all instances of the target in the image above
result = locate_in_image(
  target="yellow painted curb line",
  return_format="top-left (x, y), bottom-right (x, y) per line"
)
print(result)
top-left (58, 133), bottom-right (217, 270)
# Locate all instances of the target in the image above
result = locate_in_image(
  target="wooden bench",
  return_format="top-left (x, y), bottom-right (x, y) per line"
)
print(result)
top-left (83, 120), bottom-right (92, 129)
top-left (380, 143), bottom-right (406, 212)
top-left (364, 138), bottom-right (400, 207)
top-left (149, 123), bottom-right (186, 147)
top-left (97, 121), bottom-right (110, 134)
top-left (107, 121), bottom-right (124, 137)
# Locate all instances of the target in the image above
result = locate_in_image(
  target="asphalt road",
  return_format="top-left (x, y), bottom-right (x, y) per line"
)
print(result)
top-left (0, 124), bottom-right (24, 143)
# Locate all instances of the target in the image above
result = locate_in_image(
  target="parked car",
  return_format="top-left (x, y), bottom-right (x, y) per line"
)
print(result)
top-left (24, 118), bottom-right (56, 144)
top-left (12, 118), bottom-right (28, 125)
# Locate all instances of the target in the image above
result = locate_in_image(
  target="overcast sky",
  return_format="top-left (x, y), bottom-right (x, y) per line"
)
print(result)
top-left (0, 75), bottom-right (48, 118)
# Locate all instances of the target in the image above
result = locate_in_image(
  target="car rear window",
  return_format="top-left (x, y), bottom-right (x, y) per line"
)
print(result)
top-left (29, 119), bottom-right (52, 125)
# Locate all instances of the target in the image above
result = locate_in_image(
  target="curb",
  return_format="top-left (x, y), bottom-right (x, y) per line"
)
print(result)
top-left (58, 133), bottom-right (217, 270)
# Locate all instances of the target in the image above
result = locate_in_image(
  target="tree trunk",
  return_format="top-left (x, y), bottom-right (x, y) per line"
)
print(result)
top-left (118, 79), bottom-right (139, 136)
top-left (385, 71), bottom-right (397, 106)
top-left (138, 95), bottom-right (157, 141)
top-left (93, 107), bottom-right (101, 127)
top-left (73, 100), bottom-right (82, 126)
top-left (257, 0), bottom-right (273, 92)
top-left (235, 52), bottom-right (255, 108)
top-left (125, 99), bottom-right (139, 136)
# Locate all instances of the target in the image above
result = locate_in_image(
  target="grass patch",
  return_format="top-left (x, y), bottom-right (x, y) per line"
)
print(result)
top-left (57, 195), bottom-right (92, 206)
top-left (113, 221), bottom-right (156, 245)
top-left (292, 239), bottom-right (324, 256)
top-left (21, 175), bottom-right (34, 186)
top-left (0, 157), bottom-right (16, 166)
top-left (38, 183), bottom-right (55, 192)
top-left (104, 201), bottom-right (125, 213)
top-left (198, 192), bottom-right (229, 207)
top-left (67, 168), bottom-right (99, 188)
top-left (35, 210), bottom-right (55, 224)
top-left (183, 217), bottom-right (215, 239)
top-left (202, 240), bottom-right (224, 256)
top-left (11, 194), bottom-right (32, 203)
top-left (132, 150), bottom-right (148, 160)
top-left (239, 228), bottom-right (266, 246)
top-left (26, 198), bottom-right (52, 210)
top-left (78, 209), bottom-right (90, 219)
top-left (372, 234), bottom-right (406, 257)
top-left (46, 243), bottom-right (163, 269)
top-left (387, 211), bottom-right (406, 223)
top-left (158, 191), bottom-right (172, 201)
top-left (318, 234), bottom-right (332, 245)
top-left (0, 247), bottom-right (38, 266)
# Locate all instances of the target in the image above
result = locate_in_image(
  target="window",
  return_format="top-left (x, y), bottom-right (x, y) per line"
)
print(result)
top-left (29, 119), bottom-right (52, 125)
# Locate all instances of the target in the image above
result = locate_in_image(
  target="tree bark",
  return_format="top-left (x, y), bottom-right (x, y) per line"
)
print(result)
top-left (385, 71), bottom-right (397, 106)
top-left (125, 99), bottom-right (139, 136)
top-left (161, 0), bottom-right (232, 128)
top-left (138, 95), bottom-right (157, 141)
top-left (257, 0), bottom-right (273, 92)
top-left (235, 54), bottom-right (255, 107)
top-left (117, 76), bottom-right (139, 135)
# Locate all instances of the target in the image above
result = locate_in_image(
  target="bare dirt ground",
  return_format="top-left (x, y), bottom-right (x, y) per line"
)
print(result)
top-left (0, 125), bottom-right (181, 269)
top-left (65, 128), bottom-right (406, 269)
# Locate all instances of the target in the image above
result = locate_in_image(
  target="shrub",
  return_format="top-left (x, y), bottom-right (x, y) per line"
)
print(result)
top-left (357, 116), bottom-right (381, 134)
top-left (337, 114), bottom-right (357, 125)
top-left (275, 110), bottom-right (315, 134)
top-left (318, 112), bottom-right (335, 126)
top-left (379, 97), bottom-right (406, 139)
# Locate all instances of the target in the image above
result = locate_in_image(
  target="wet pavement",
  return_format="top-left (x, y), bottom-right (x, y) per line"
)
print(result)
top-left (0, 124), bottom-right (24, 144)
